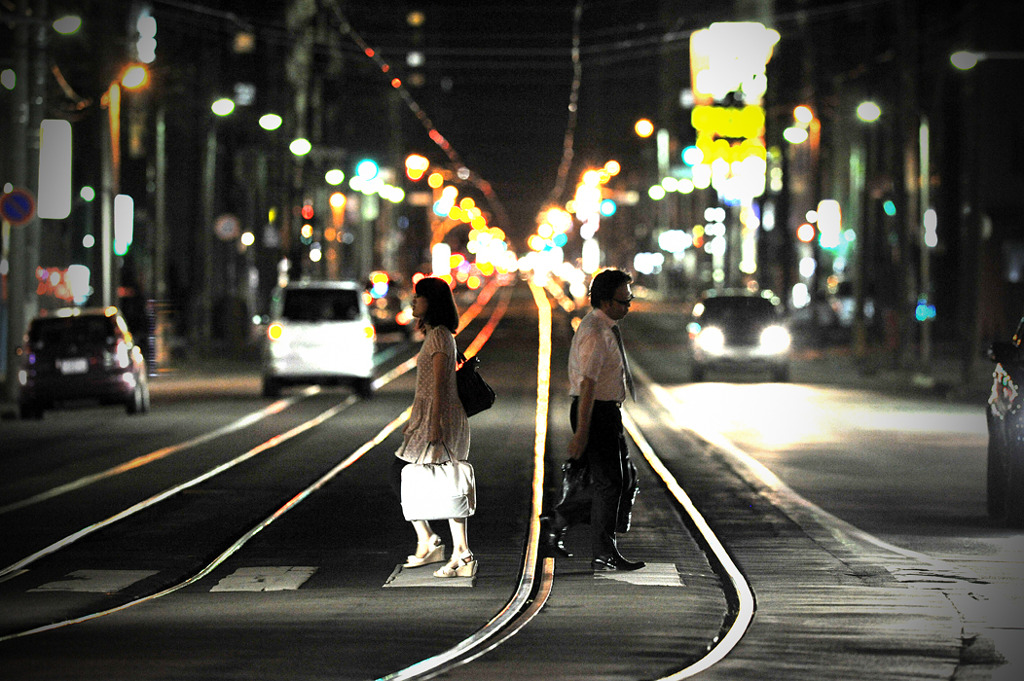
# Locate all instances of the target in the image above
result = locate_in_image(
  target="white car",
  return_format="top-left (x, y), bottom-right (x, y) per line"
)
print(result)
top-left (261, 280), bottom-right (376, 398)
top-left (688, 289), bottom-right (792, 382)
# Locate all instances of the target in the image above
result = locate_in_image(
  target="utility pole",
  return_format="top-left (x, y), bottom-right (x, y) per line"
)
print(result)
top-left (3, 0), bottom-right (44, 404)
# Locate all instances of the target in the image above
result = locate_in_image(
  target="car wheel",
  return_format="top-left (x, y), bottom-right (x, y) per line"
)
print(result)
top-left (262, 376), bottom-right (281, 398)
top-left (1003, 415), bottom-right (1024, 528)
top-left (19, 403), bottom-right (43, 420)
top-left (355, 377), bottom-right (374, 398)
top-left (987, 410), bottom-right (1009, 519)
top-left (138, 379), bottom-right (151, 414)
top-left (126, 380), bottom-right (148, 415)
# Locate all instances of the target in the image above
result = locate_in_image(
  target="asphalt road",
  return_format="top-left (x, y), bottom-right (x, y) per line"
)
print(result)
top-left (0, 279), bottom-right (1019, 680)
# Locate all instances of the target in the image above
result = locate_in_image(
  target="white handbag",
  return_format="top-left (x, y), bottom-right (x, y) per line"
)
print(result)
top-left (401, 443), bottom-right (476, 521)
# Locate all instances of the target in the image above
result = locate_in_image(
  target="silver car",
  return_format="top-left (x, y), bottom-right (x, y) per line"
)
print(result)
top-left (261, 280), bottom-right (376, 398)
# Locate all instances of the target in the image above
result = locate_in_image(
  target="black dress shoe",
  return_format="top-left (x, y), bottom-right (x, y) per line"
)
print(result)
top-left (540, 516), bottom-right (572, 558)
top-left (592, 554), bottom-right (645, 571)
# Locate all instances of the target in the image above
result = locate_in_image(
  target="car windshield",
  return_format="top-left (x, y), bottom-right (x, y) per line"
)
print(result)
top-left (700, 297), bottom-right (776, 325)
top-left (281, 289), bottom-right (360, 322)
top-left (29, 316), bottom-right (115, 347)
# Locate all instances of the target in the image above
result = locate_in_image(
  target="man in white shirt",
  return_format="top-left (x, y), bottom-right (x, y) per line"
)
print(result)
top-left (543, 268), bottom-right (644, 571)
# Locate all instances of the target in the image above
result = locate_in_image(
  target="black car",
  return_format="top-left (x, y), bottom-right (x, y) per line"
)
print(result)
top-left (17, 307), bottom-right (151, 419)
top-left (986, 312), bottom-right (1024, 527)
top-left (688, 289), bottom-right (792, 382)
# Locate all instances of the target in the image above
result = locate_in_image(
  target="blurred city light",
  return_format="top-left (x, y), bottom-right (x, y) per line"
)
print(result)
top-left (135, 11), bottom-right (157, 64)
top-left (856, 101), bottom-right (881, 123)
top-left (325, 169), bottom-right (345, 185)
top-left (783, 126), bottom-right (808, 144)
top-left (120, 65), bottom-right (149, 90)
top-left (634, 118), bottom-right (654, 138)
top-left (681, 145), bottom-right (703, 166)
top-left (52, 15), bottom-right (82, 35)
top-left (405, 154), bottom-right (429, 180)
top-left (924, 208), bottom-right (938, 248)
top-left (1, 69), bottom-right (14, 90)
top-left (289, 138), bottom-right (311, 156)
top-left (259, 113), bottom-right (283, 131)
top-left (950, 50), bottom-right (981, 70)
top-left (80, 186), bottom-right (95, 202)
top-left (211, 97), bottom-right (235, 116)
top-left (356, 159), bottom-right (380, 181)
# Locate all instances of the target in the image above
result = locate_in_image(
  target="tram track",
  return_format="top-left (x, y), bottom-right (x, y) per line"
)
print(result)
top-left (0, 280), bottom-right (508, 643)
top-left (2, 277), bottom-right (754, 681)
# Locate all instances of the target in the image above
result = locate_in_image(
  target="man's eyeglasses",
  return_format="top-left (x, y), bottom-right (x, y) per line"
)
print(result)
top-left (613, 295), bottom-right (634, 306)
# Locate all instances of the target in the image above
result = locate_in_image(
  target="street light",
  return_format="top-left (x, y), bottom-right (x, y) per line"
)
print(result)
top-left (951, 50), bottom-right (1024, 71)
top-left (100, 63), bottom-right (150, 307)
top-left (852, 100), bottom-right (881, 357)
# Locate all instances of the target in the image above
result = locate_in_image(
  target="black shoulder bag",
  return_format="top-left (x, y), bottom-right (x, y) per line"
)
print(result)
top-left (456, 351), bottom-right (496, 417)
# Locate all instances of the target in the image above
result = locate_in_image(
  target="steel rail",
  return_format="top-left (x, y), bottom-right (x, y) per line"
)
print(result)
top-left (375, 278), bottom-right (554, 681)
top-left (0, 281), bottom-right (514, 643)
top-left (0, 278), bottom-right (502, 519)
top-left (0, 280), bottom-right (501, 587)
top-left (622, 363), bottom-right (757, 680)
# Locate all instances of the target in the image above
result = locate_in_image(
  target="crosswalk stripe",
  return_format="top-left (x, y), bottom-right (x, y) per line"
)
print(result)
top-left (210, 566), bottom-right (317, 592)
top-left (593, 562), bottom-right (684, 587)
top-left (29, 570), bottom-right (159, 593)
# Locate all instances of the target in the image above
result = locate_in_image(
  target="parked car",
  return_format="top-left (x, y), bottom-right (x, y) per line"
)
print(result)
top-left (688, 289), bottom-right (792, 382)
top-left (986, 310), bottom-right (1024, 527)
top-left (261, 280), bottom-right (376, 398)
top-left (17, 306), bottom-right (150, 419)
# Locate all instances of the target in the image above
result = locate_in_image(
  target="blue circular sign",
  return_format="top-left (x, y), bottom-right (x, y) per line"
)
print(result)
top-left (0, 189), bottom-right (36, 225)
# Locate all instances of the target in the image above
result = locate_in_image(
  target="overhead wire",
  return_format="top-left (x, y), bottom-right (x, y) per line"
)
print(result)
top-left (545, 1), bottom-right (584, 211)
top-left (323, 0), bottom-right (510, 229)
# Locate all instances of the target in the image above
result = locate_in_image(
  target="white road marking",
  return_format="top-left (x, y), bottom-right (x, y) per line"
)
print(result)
top-left (210, 566), bottom-right (317, 592)
top-left (594, 562), bottom-right (684, 587)
top-left (29, 570), bottom-right (158, 593)
top-left (382, 564), bottom-right (474, 588)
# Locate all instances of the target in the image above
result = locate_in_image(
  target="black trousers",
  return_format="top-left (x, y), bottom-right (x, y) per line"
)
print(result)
top-left (555, 398), bottom-right (638, 557)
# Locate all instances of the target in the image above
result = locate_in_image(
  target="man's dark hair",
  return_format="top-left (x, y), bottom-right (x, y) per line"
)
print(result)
top-left (414, 276), bottom-right (460, 332)
top-left (589, 268), bottom-right (632, 306)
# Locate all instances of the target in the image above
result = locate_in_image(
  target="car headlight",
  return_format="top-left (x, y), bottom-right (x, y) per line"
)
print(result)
top-left (695, 327), bottom-right (725, 354)
top-left (760, 325), bottom-right (791, 353)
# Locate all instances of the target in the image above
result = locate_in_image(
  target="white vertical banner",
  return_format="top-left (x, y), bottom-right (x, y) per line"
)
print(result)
top-left (114, 194), bottom-right (134, 255)
top-left (38, 119), bottom-right (73, 220)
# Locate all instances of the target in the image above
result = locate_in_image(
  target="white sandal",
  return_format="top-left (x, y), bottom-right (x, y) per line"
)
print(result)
top-left (404, 535), bottom-right (445, 568)
top-left (433, 550), bottom-right (477, 578)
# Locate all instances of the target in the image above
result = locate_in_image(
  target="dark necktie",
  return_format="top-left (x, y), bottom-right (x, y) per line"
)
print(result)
top-left (611, 324), bottom-right (636, 401)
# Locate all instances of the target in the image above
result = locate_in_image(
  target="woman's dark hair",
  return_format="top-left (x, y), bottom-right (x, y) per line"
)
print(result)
top-left (415, 276), bottom-right (459, 333)
top-left (589, 268), bottom-right (632, 306)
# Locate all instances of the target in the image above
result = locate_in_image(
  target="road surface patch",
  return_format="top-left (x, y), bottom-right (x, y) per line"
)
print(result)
top-left (29, 570), bottom-right (159, 593)
top-left (210, 566), bottom-right (317, 592)
top-left (383, 564), bottom-right (475, 588)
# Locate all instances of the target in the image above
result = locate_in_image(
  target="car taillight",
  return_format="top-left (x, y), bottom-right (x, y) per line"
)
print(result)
top-left (364, 324), bottom-right (376, 341)
top-left (267, 322), bottom-right (284, 341)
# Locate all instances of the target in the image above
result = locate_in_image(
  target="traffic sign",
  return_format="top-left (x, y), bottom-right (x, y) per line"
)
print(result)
top-left (0, 188), bottom-right (36, 225)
